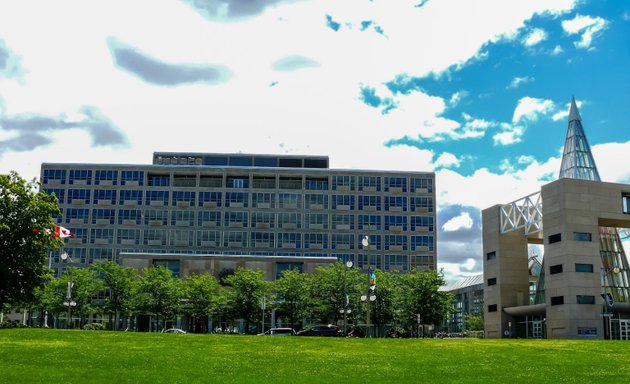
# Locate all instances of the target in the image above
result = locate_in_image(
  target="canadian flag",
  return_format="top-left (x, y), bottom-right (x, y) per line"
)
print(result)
top-left (54, 225), bottom-right (75, 238)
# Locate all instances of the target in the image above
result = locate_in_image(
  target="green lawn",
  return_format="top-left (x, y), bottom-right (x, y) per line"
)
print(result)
top-left (1, 329), bottom-right (629, 383)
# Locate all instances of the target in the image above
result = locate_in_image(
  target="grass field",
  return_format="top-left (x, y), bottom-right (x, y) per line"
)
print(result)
top-left (1, 329), bottom-right (629, 383)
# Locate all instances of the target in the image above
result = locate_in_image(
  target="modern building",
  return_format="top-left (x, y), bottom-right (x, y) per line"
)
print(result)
top-left (482, 98), bottom-right (630, 340)
top-left (41, 152), bottom-right (436, 280)
top-left (443, 274), bottom-right (484, 333)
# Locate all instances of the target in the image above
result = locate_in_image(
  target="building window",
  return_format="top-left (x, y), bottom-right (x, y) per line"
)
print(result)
top-left (172, 191), bottom-right (195, 207)
top-left (411, 235), bottom-right (434, 251)
top-left (154, 259), bottom-right (180, 278)
top-left (120, 170), bottom-right (144, 186)
top-left (173, 174), bottom-right (196, 187)
top-left (487, 278), bottom-right (497, 286)
top-left (67, 189), bottom-right (90, 205)
top-left (69, 169), bottom-right (92, 185)
top-left (548, 233), bottom-right (562, 244)
top-left (577, 295), bottom-right (595, 304)
top-left (227, 176), bottom-right (249, 189)
top-left (358, 214), bottom-right (381, 231)
top-left (623, 193), bottom-right (630, 214)
top-left (411, 177), bottom-right (433, 193)
top-left (575, 263), bottom-right (594, 273)
top-left (95, 170), bottom-right (118, 185)
top-left (573, 232), bottom-right (592, 242)
top-left (358, 176), bottom-right (381, 192)
top-left (488, 304), bottom-right (497, 312)
top-left (486, 251), bottom-right (496, 260)
top-left (332, 175), bottom-right (355, 191)
top-left (411, 216), bottom-right (433, 232)
top-left (384, 177), bottom-right (407, 192)
top-left (198, 192), bottom-right (222, 207)
top-left (385, 215), bottom-right (407, 231)
top-left (549, 264), bottom-right (563, 275)
top-left (551, 296), bottom-right (564, 306)
top-left (148, 173), bottom-right (170, 187)
top-left (118, 190), bottom-right (142, 206)
top-left (305, 177), bottom-right (329, 190)
top-left (43, 169), bottom-right (67, 185)
top-left (44, 188), bottom-right (65, 204)
top-left (276, 262), bottom-right (303, 279)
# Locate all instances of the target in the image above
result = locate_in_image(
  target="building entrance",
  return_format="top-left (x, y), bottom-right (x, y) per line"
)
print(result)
top-left (532, 321), bottom-right (543, 338)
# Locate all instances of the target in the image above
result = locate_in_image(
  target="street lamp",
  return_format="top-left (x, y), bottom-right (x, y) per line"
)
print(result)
top-left (360, 236), bottom-right (376, 337)
top-left (343, 260), bottom-right (353, 336)
top-left (61, 251), bottom-right (76, 329)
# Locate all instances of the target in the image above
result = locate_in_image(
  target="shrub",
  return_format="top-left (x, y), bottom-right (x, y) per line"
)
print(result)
top-left (83, 322), bottom-right (106, 331)
top-left (0, 320), bottom-right (28, 329)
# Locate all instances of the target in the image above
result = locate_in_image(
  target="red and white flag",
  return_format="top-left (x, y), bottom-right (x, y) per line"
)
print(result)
top-left (54, 225), bottom-right (75, 238)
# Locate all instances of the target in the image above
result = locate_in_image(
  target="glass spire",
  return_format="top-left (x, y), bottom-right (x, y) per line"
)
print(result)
top-left (558, 96), bottom-right (601, 181)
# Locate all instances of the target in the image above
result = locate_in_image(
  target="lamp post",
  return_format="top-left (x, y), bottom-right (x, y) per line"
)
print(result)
top-left (343, 260), bottom-right (353, 336)
top-left (360, 236), bottom-right (376, 337)
top-left (61, 251), bottom-right (76, 329)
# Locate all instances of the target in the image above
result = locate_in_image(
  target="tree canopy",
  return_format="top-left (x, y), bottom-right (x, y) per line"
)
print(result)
top-left (0, 171), bottom-right (62, 310)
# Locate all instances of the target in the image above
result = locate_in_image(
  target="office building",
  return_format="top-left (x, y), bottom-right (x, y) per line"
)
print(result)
top-left (41, 152), bottom-right (436, 280)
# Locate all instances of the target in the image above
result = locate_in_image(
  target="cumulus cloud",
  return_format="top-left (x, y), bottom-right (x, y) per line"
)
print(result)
top-left (522, 28), bottom-right (547, 46)
top-left (272, 55), bottom-right (320, 71)
top-left (442, 211), bottom-right (473, 232)
top-left (107, 38), bottom-right (232, 86)
top-left (561, 14), bottom-right (608, 49)
top-left (507, 76), bottom-right (534, 89)
top-left (0, 107), bottom-right (128, 155)
top-left (434, 152), bottom-right (461, 169)
top-left (181, 0), bottom-right (301, 21)
top-left (512, 96), bottom-right (555, 123)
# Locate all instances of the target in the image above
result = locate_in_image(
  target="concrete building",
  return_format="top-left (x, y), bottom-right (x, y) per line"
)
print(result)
top-left (41, 152), bottom-right (436, 280)
top-left (483, 98), bottom-right (630, 340)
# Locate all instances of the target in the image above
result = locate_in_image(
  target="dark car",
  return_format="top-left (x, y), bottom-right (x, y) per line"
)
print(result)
top-left (296, 324), bottom-right (343, 337)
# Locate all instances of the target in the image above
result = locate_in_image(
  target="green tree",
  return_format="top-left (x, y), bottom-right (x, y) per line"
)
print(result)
top-left (183, 273), bottom-right (224, 333)
top-left (309, 262), bottom-right (364, 325)
top-left (135, 266), bottom-right (183, 332)
top-left (0, 171), bottom-right (62, 310)
top-left (62, 267), bottom-right (105, 328)
top-left (94, 261), bottom-right (137, 330)
top-left (224, 267), bottom-right (268, 334)
top-left (273, 268), bottom-right (311, 330)
top-left (371, 270), bottom-right (402, 336)
top-left (400, 269), bottom-right (453, 336)
top-left (464, 313), bottom-right (484, 332)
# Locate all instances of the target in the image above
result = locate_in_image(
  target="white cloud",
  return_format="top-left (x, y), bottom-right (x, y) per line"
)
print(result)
top-left (442, 212), bottom-right (473, 232)
top-left (523, 28), bottom-right (548, 46)
top-left (561, 14), bottom-right (608, 49)
top-left (507, 76), bottom-right (534, 89)
top-left (512, 96), bottom-right (555, 123)
top-left (493, 123), bottom-right (525, 145)
top-left (593, 141), bottom-right (630, 183)
top-left (434, 152), bottom-right (461, 169)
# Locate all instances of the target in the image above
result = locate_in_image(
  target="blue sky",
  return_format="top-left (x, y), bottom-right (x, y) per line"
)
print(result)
top-left (0, 0), bottom-right (628, 282)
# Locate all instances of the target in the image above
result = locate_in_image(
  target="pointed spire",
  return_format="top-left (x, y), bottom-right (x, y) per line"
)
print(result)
top-left (568, 96), bottom-right (581, 122)
top-left (559, 96), bottom-right (600, 181)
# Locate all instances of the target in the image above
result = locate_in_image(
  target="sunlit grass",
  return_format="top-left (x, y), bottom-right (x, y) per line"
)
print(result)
top-left (1, 329), bottom-right (629, 383)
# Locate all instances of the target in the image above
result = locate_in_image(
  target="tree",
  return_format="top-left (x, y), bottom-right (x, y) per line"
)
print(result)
top-left (0, 171), bottom-right (62, 310)
top-left (224, 267), bottom-right (268, 334)
top-left (135, 266), bottom-right (183, 332)
top-left (399, 269), bottom-right (453, 336)
top-left (94, 261), bottom-right (137, 330)
top-left (309, 262), bottom-right (363, 325)
top-left (371, 270), bottom-right (402, 336)
top-left (62, 266), bottom-right (105, 328)
top-left (183, 273), bottom-right (224, 333)
top-left (273, 268), bottom-right (311, 330)
top-left (464, 313), bottom-right (484, 332)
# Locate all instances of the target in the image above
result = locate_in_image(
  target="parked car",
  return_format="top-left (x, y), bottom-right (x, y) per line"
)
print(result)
top-left (257, 327), bottom-right (296, 336)
top-left (162, 328), bottom-right (186, 334)
top-left (296, 324), bottom-right (343, 337)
